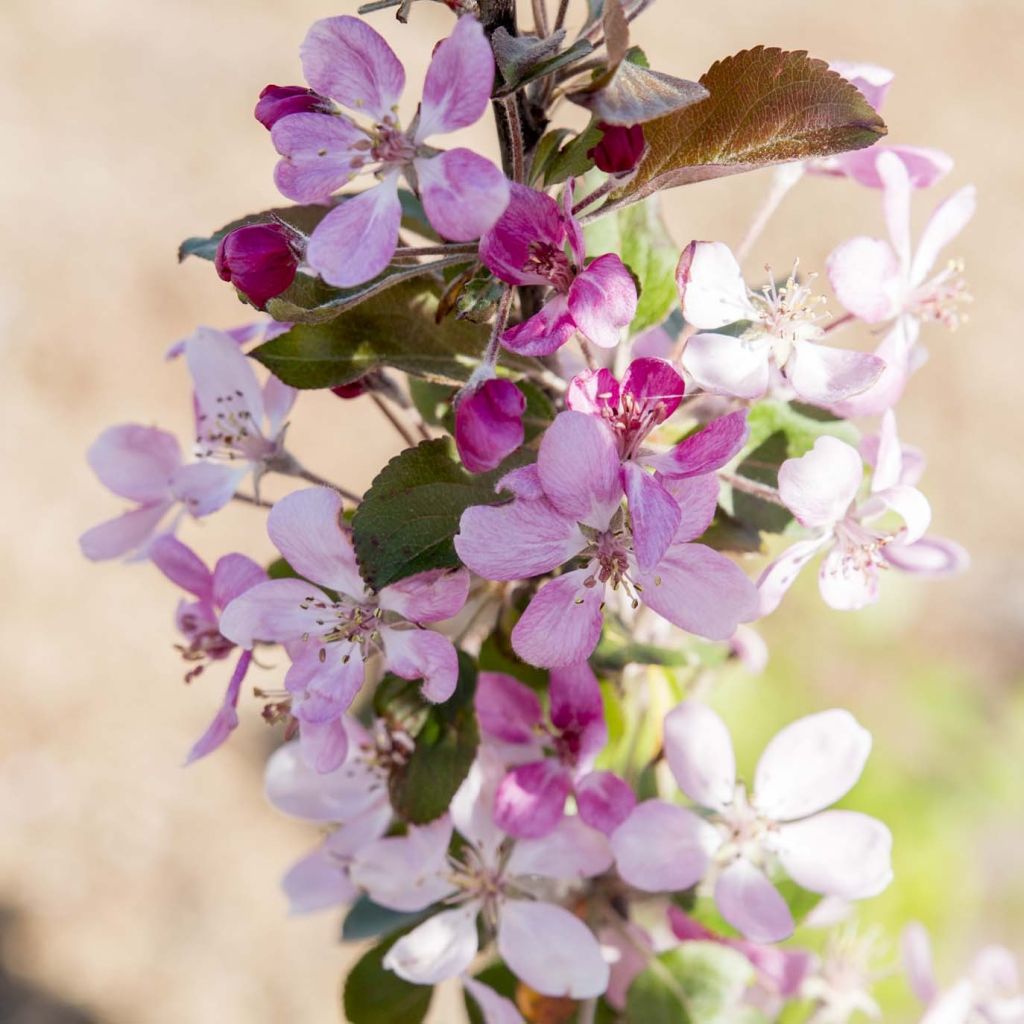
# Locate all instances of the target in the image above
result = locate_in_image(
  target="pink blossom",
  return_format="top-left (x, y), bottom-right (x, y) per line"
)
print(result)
top-left (678, 241), bottom-right (884, 405)
top-left (758, 414), bottom-right (942, 614)
top-left (149, 534), bottom-right (266, 763)
top-left (454, 411), bottom-right (758, 668)
top-left (479, 180), bottom-right (637, 355)
top-left (454, 376), bottom-right (525, 473)
top-left (270, 15), bottom-right (509, 286)
top-left (348, 756), bottom-right (612, 997)
top-left (611, 702), bottom-right (891, 943)
top-left (475, 663), bottom-right (635, 838)
top-left (827, 151), bottom-right (975, 417)
top-left (566, 357), bottom-right (748, 568)
top-left (219, 487), bottom-right (469, 773)
top-left (463, 978), bottom-right (526, 1024)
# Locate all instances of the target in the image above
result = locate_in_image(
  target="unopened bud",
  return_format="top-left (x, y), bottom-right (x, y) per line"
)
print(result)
top-left (330, 380), bottom-right (368, 400)
top-left (588, 122), bottom-right (646, 175)
top-left (254, 84), bottom-right (331, 130)
top-left (455, 378), bottom-right (525, 473)
top-left (215, 224), bottom-right (300, 309)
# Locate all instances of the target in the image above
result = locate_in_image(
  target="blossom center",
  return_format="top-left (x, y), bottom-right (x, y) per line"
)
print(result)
top-left (910, 259), bottom-right (972, 329)
top-left (580, 527), bottom-right (643, 608)
top-left (832, 518), bottom-right (892, 579)
top-left (195, 392), bottom-right (275, 462)
top-left (746, 264), bottom-right (829, 364)
top-left (300, 593), bottom-right (387, 661)
top-left (523, 241), bottom-right (575, 292)
top-left (711, 784), bottom-right (774, 864)
top-left (369, 120), bottom-right (416, 168)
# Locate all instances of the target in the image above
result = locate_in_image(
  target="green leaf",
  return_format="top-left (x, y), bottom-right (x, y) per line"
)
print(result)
top-left (352, 439), bottom-right (533, 590)
top-left (380, 652), bottom-right (480, 824)
top-left (614, 47), bottom-right (887, 205)
top-left (407, 378), bottom-right (454, 428)
top-left (530, 128), bottom-right (575, 185)
top-left (745, 399), bottom-right (858, 456)
top-left (342, 931), bottom-right (433, 1024)
top-left (732, 431), bottom-right (793, 534)
top-left (701, 512), bottom-right (764, 554)
top-left (341, 895), bottom-right (432, 942)
top-left (252, 279), bottom-right (539, 390)
top-left (544, 123), bottom-right (603, 186)
top-left (478, 632), bottom-right (548, 690)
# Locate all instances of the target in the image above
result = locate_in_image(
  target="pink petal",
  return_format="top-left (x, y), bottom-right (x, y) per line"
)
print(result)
top-left (873, 484), bottom-right (931, 544)
top-left (786, 341), bottom-right (885, 405)
top-left (286, 642), bottom-right (366, 711)
top-left (549, 660), bottom-right (604, 736)
top-left (475, 672), bottom-right (543, 744)
top-left (562, 180), bottom-right (586, 267)
top-left (307, 176), bottom-right (402, 288)
top-left (271, 112), bottom-right (363, 203)
top-left (877, 150), bottom-right (913, 271)
top-left (455, 497), bottom-right (585, 581)
top-left (79, 501), bottom-right (172, 562)
top-left (262, 372), bottom-right (298, 437)
top-left (480, 183), bottom-right (566, 287)
top-left (494, 760), bottom-right (571, 838)
top-left (497, 900), bottom-right (609, 999)
top-left (827, 145), bottom-right (953, 190)
top-left (538, 411), bottom-right (623, 528)
top-left (623, 462), bottom-right (681, 571)
top-left (575, 771), bottom-right (636, 835)
top-left (295, 715), bottom-right (350, 774)
top-left (756, 536), bottom-right (829, 616)
top-left (660, 474), bottom-right (720, 543)
top-left (902, 922), bottom-right (940, 1005)
top-left (219, 577), bottom-right (327, 647)
top-left (778, 437), bottom-right (863, 529)
top-left (635, 543), bottom-right (758, 642)
top-left (830, 320), bottom-right (914, 419)
top-left (921, 982), bottom-right (975, 1024)
top-left (682, 332), bottom-right (770, 399)
top-left (86, 424), bottom-right (180, 503)
top-left (211, 553), bottom-right (267, 608)
top-left (869, 410), bottom-right (904, 493)
top-left (566, 367), bottom-right (619, 416)
top-left (970, 945), bottom-right (1020, 995)
top-left (830, 60), bottom-right (894, 111)
top-left (384, 904), bottom-right (480, 984)
top-left (772, 810), bottom-right (893, 899)
top-left (620, 357), bottom-right (685, 420)
top-left (300, 16), bottom-right (405, 121)
top-left (507, 816), bottom-right (613, 881)
top-left (184, 699), bottom-right (239, 765)
top-left (754, 709), bottom-right (872, 821)
top-left (883, 535), bottom-right (969, 576)
top-left (644, 410), bottom-right (748, 478)
top-left (381, 626), bottom-right (459, 702)
top-left (417, 15), bottom-right (494, 139)
top-left (677, 240), bottom-right (757, 329)
top-left (267, 487), bottom-right (366, 597)
top-left (511, 569), bottom-right (605, 668)
top-left (455, 377), bottom-right (525, 474)
top-left (715, 858), bottom-right (794, 943)
top-left (568, 254), bottom-right (638, 349)
top-left (416, 150), bottom-right (510, 242)
top-left (281, 847), bottom-right (357, 914)
top-left (170, 461), bottom-right (244, 517)
top-left (663, 700), bottom-right (736, 811)
top-left (826, 236), bottom-right (903, 323)
top-left (911, 184), bottom-right (976, 286)
top-left (496, 463), bottom-right (545, 500)
top-left (185, 327), bottom-right (265, 430)
top-left (501, 295), bottom-right (577, 356)
top-left (463, 979), bottom-right (526, 1024)
top-left (611, 800), bottom-right (718, 892)
top-left (818, 543), bottom-right (879, 610)
top-left (379, 567), bottom-right (470, 623)
top-left (450, 753), bottom-right (506, 863)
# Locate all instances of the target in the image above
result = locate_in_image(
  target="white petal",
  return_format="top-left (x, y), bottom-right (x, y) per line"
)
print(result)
top-left (383, 903), bottom-right (480, 985)
top-left (663, 701), bottom-right (736, 810)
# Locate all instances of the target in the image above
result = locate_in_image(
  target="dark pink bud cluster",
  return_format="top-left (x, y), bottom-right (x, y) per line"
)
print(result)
top-left (215, 224), bottom-right (300, 309)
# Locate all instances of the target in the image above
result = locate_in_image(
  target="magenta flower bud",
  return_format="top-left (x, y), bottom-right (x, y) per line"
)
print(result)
top-left (215, 224), bottom-right (299, 310)
top-left (330, 380), bottom-right (367, 400)
top-left (588, 122), bottom-right (646, 175)
top-left (254, 84), bottom-right (330, 130)
top-left (455, 378), bottom-right (525, 473)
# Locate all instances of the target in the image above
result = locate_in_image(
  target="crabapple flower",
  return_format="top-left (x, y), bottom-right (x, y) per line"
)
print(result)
top-left (463, 978), bottom-right (526, 1024)
top-left (454, 376), bottom-right (525, 473)
top-left (588, 122), bottom-right (646, 175)
top-left (349, 756), bottom-right (612, 997)
top-left (149, 535), bottom-right (266, 762)
top-left (611, 702), bottom-right (892, 943)
top-left (79, 424), bottom-right (241, 562)
top-left (219, 487), bottom-right (469, 772)
top-left (214, 223), bottom-right (300, 309)
top-left (801, 926), bottom-right (887, 1022)
top-left (678, 241), bottom-right (884, 405)
top-left (566, 357), bottom-right (748, 568)
top-left (164, 317), bottom-right (291, 361)
top-left (475, 663), bottom-right (635, 838)
top-left (826, 151), bottom-right (975, 417)
top-left (479, 180), bottom-right (638, 355)
top-left (758, 417), bottom-right (935, 613)
top-left (270, 15), bottom-right (509, 286)
top-left (254, 83), bottom-right (331, 130)
top-left (455, 411), bottom-right (758, 668)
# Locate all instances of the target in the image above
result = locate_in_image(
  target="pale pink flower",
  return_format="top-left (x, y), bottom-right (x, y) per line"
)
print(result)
top-left (463, 978), bottom-right (526, 1024)
top-left (454, 411), bottom-right (758, 668)
top-left (479, 180), bottom-right (638, 355)
top-left (611, 702), bottom-right (892, 943)
top-left (349, 756), bottom-right (612, 997)
top-left (678, 241), bottom-right (884, 405)
top-left (800, 925), bottom-right (887, 1022)
top-left (271, 15), bottom-right (509, 286)
top-left (219, 487), bottom-right (469, 772)
top-left (475, 663), bottom-right (635, 838)
top-left (758, 415), bottom-right (938, 613)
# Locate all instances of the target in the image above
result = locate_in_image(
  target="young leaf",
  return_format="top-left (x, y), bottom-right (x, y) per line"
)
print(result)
top-left (544, 123), bottom-right (603, 185)
top-left (178, 204), bottom-right (328, 263)
top-left (569, 60), bottom-right (708, 127)
top-left (343, 931), bottom-right (433, 1024)
top-left (352, 439), bottom-right (533, 590)
top-left (342, 895), bottom-right (432, 942)
top-left (492, 28), bottom-right (594, 94)
top-left (614, 47), bottom-right (887, 205)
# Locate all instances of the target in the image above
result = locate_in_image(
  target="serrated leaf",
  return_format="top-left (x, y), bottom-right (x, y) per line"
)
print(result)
top-left (614, 47), bottom-right (887, 205)
top-left (341, 895), bottom-right (432, 942)
top-left (569, 59), bottom-right (708, 126)
top-left (342, 931), bottom-right (433, 1024)
top-left (352, 439), bottom-right (533, 590)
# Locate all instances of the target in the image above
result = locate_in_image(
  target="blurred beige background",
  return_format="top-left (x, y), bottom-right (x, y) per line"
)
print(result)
top-left (1, 0), bottom-right (1022, 1021)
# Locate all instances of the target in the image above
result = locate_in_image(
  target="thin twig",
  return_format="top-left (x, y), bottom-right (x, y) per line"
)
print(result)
top-left (553, 0), bottom-right (570, 31)
top-left (498, 96), bottom-right (526, 184)
top-left (232, 491), bottom-right (273, 509)
top-left (532, 0), bottom-right (549, 36)
top-left (719, 471), bottom-right (786, 506)
top-left (481, 286), bottom-right (516, 371)
top-left (735, 163), bottom-right (805, 264)
top-left (572, 176), bottom-right (617, 215)
top-left (578, 999), bottom-right (597, 1024)
top-left (371, 392), bottom-right (419, 448)
top-left (824, 311), bottom-right (855, 334)
top-left (391, 242), bottom-right (480, 258)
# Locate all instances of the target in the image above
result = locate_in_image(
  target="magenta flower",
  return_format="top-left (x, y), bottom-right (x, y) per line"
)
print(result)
top-left (455, 411), bottom-right (758, 668)
top-left (270, 15), bottom-right (509, 286)
top-left (677, 240), bottom-right (884, 405)
top-left (349, 756), bottom-right (612, 997)
top-left (454, 376), bottom-right (526, 473)
top-left (475, 663), bottom-right (635, 838)
top-left (479, 180), bottom-right (638, 355)
top-left (566, 357), bottom-right (748, 569)
top-left (149, 535), bottom-right (266, 763)
top-left (215, 223), bottom-right (301, 309)
top-left (219, 487), bottom-right (469, 773)
top-left (611, 701), bottom-right (892, 943)
top-left (758, 414), bottom-right (940, 614)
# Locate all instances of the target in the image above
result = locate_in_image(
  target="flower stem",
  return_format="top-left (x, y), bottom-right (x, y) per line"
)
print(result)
top-left (231, 491), bottom-right (273, 509)
top-left (532, 0), bottom-right (549, 36)
top-left (719, 471), bottom-right (786, 506)
top-left (371, 392), bottom-right (420, 449)
top-left (391, 243), bottom-right (480, 258)
top-left (735, 163), bottom-right (805, 265)
top-left (482, 286), bottom-right (515, 372)
top-left (553, 0), bottom-right (570, 31)
top-left (824, 311), bottom-right (856, 334)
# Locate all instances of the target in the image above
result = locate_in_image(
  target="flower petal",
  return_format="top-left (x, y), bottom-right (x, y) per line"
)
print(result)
top-left (463, 978), bottom-right (526, 1024)
top-left (185, 327), bottom-right (266, 432)
top-left (475, 672), bottom-right (543, 745)
top-left (455, 377), bottom-right (526, 474)
top-left (170, 462), bottom-right (244, 517)
top-left (830, 145), bottom-right (953, 190)
top-left (682, 333), bottom-right (770, 399)
top-left (663, 700), bottom-right (736, 811)
top-left (295, 715), bottom-right (350, 774)
top-left (566, 367), bottom-right (620, 416)
top-left (480, 183), bottom-right (566, 286)
top-left (211, 553), bottom-right (267, 608)
top-left (623, 462), bottom-right (681, 571)
top-left (219, 578), bottom-right (326, 647)
top-left (620, 357), bottom-right (685, 420)
top-left (826, 236), bottom-right (903, 323)
top-left (786, 341), bottom-right (885, 405)
top-left (300, 15), bottom-right (405, 120)
top-left (778, 436), bottom-right (863, 529)
top-left (86, 424), bottom-right (180, 503)
top-left (307, 176), bottom-right (401, 287)
top-left (756, 536), bottom-right (829, 616)
top-left (818, 543), bottom-right (879, 611)
top-left (575, 771), bottom-right (636, 835)
top-left (271, 112), bottom-right (364, 203)
top-left (873, 484), bottom-right (932, 544)
top-left (384, 904), bottom-right (480, 985)
top-left (568, 254), bottom-right (638, 349)
top-left (497, 901), bottom-right (610, 999)
top-left (754, 708), bottom-right (872, 820)
top-left (511, 569), bottom-right (605, 668)
top-left (883, 535), bottom-right (969, 576)
top-left (902, 922), bottom-right (940, 1006)
top-left (549, 660), bottom-right (604, 737)
top-left (494, 760), bottom-right (571, 838)
top-left (877, 149), bottom-right (913, 272)
top-left (644, 410), bottom-right (748, 478)
top-left (79, 502), bottom-right (171, 562)
top-left (416, 149), bottom-right (510, 241)
top-left (677, 240), bottom-right (757, 329)
top-left (381, 627), bottom-right (459, 702)
top-left (660, 474), bottom-right (720, 543)
top-left (501, 295), bottom-right (577, 356)
top-left (417, 16), bottom-right (494, 138)
top-left (281, 846), bottom-right (357, 915)
top-left (379, 567), bottom-right (470, 623)
top-left (508, 816), bottom-right (614, 881)
top-left (828, 320), bottom-right (913, 418)
top-left (911, 184), bottom-right (976, 286)
top-left (715, 858), bottom-right (794, 943)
